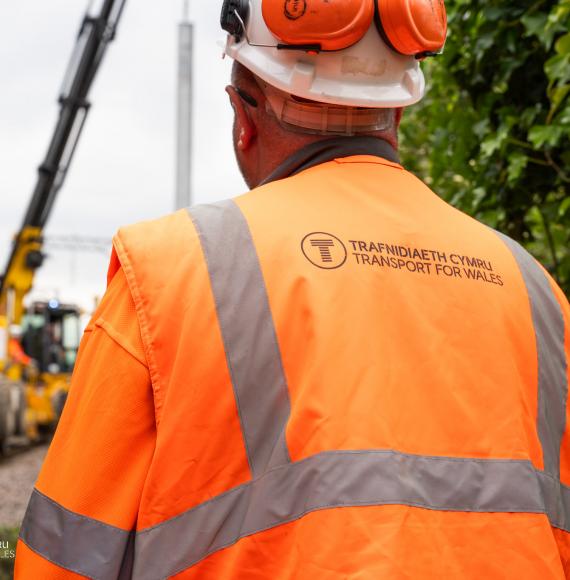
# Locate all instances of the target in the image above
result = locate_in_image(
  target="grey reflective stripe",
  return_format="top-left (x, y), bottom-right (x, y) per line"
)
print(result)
top-left (496, 232), bottom-right (568, 478)
top-left (19, 489), bottom-right (131, 580)
top-left (188, 201), bottom-right (291, 477)
top-left (132, 450), bottom-right (558, 580)
top-left (538, 470), bottom-right (570, 531)
top-left (21, 455), bottom-right (570, 580)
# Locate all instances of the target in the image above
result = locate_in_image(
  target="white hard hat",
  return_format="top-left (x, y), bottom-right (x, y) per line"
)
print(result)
top-left (9, 325), bottom-right (23, 337)
top-left (221, 0), bottom-right (447, 109)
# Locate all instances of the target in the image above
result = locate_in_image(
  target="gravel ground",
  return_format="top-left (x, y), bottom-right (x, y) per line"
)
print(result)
top-left (0, 445), bottom-right (48, 527)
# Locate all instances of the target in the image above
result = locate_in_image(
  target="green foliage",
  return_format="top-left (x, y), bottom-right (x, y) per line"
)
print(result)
top-left (400, 0), bottom-right (570, 296)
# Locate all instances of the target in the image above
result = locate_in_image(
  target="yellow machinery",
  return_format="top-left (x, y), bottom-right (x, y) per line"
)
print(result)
top-left (0, 0), bottom-right (126, 453)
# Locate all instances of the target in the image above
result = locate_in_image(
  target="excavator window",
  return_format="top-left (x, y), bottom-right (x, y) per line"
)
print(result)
top-left (21, 303), bottom-right (80, 375)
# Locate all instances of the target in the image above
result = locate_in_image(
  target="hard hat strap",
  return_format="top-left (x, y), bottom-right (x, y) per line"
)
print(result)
top-left (229, 8), bottom-right (323, 52)
top-left (257, 79), bottom-right (395, 136)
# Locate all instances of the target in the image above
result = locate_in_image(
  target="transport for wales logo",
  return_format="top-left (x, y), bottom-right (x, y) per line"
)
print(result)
top-left (301, 233), bottom-right (505, 286)
top-left (301, 232), bottom-right (348, 270)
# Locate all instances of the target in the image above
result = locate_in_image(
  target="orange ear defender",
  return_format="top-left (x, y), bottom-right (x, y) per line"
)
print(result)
top-left (262, 0), bottom-right (375, 52)
top-left (375, 0), bottom-right (447, 57)
top-left (222, 0), bottom-right (446, 57)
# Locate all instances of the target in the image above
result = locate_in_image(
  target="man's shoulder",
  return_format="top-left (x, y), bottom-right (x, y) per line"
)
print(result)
top-left (112, 198), bottom-right (247, 266)
top-left (116, 208), bottom-right (192, 240)
top-left (116, 196), bottom-right (251, 238)
top-left (112, 208), bottom-right (199, 277)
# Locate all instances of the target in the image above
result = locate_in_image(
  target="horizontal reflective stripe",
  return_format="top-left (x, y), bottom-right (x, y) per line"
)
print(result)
top-left (189, 201), bottom-right (291, 477)
top-left (496, 232), bottom-right (568, 478)
top-left (19, 488), bottom-right (132, 579)
top-left (20, 453), bottom-right (570, 579)
top-left (132, 450), bottom-right (564, 579)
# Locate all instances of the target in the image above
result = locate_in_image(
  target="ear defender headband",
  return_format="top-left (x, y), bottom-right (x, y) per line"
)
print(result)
top-left (221, 0), bottom-right (250, 40)
top-left (221, 0), bottom-right (447, 58)
top-left (375, 0), bottom-right (447, 57)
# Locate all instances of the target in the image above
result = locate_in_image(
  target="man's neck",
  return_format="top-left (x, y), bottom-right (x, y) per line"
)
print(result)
top-left (260, 137), bottom-right (400, 186)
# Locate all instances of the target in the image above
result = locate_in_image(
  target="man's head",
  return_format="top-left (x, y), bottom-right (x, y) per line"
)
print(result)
top-left (221, 0), bottom-right (447, 187)
top-left (9, 324), bottom-right (23, 339)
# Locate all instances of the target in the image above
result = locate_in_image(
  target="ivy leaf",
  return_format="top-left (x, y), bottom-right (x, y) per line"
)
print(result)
top-left (555, 32), bottom-right (570, 55)
top-left (559, 197), bottom-right (570, 218)
top-left (545, 54), bottom-right (570, 84)
top-left (507, 152), bottom-right (528, 183)
top-left (522, 13), bottom-right (548, 40)
top-left (401, 0), bottom-right (570, 296)
top-left (528, 125), bottom-right (565, 147)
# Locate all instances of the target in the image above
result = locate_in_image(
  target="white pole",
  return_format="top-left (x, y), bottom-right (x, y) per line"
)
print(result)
top-left (176, 1), bottom-right (193, 210)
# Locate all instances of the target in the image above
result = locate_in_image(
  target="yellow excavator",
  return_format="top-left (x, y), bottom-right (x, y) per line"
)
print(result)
top-left (0, 0), bottom-right (127, 453)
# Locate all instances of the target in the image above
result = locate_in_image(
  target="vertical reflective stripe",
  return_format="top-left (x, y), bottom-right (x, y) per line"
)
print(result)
top-left (537, 470), bottom-right (570, 531)
top-left (496, 232), bottom-right (568, 478)
top-left (19, 489), bottom-right (131, 580)
top-left (189, 201), bottom-right (291, 477)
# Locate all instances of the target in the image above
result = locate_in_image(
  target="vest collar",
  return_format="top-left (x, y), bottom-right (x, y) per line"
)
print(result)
top-left (260, 137), bottom-right (400, 186)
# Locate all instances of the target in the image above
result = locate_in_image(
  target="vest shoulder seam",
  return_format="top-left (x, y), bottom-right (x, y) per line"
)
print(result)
top-left (93, 317), bottom-right (149, 369)
top-left (112, 232), bottom-right (165, 425)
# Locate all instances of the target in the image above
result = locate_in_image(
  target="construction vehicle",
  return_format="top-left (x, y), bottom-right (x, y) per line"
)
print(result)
top-left (0, 0), bottom-right (127, 453)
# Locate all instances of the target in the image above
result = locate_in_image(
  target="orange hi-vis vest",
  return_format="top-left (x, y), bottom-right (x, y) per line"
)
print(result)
top-left (8, 338), bottom-right (31, 366)
top-left (17, 143), bottom-right (570, 578)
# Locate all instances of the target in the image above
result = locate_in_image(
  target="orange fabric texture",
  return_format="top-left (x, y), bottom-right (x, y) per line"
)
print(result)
top-left (15, 541), bottom-right (87, 580)
top-left (552, 277), bottom-right (570, 484)
top-left (33, 267), bottom-right (155, 530)
top-left (238, 159), bottom-right (542, 468)
top-left (554, 528), bottom-right (570, 577)
top-left (16, 155), bottom-right (570, 578)
top-left (15, 268), bottom-right (155, 578)
top-left (173, 507), bottom-right (563, 579)
top-left (113, 156), bottom-right (568, 576)
top-left (113, 213), bottom-right (251, 531)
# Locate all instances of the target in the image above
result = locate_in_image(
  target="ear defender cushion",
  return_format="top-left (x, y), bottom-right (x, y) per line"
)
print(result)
top-left (262, 0), bottom-right (375, 51)
top-left (221, 0), bottom-right (250, 39)
top-left (375, 0), bottom-right (447, 56)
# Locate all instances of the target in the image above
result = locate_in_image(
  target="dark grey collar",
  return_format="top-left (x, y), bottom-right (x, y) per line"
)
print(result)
top-left (260, 137), bottom-right (400, 186)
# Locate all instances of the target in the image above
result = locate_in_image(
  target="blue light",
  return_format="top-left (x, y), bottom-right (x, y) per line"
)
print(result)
top-left (48, 299), bottom-right (60, 309)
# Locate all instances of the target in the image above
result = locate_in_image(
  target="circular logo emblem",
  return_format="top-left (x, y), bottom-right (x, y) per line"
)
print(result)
top-left (284, 0), bottom-right (307, 20)
top-left (301, 232), bottom-right (347, 270)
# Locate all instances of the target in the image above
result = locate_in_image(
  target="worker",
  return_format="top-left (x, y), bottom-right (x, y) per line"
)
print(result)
top-left (7, 325), bottom-right (31, 367)
top-left (15, 0), bottom-right (570, 578)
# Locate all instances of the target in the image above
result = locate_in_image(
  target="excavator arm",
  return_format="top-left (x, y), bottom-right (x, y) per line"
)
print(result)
top-left (0, 0), bottom-right (127, 326)
top-left (0, 0), bottom-right (127, 449)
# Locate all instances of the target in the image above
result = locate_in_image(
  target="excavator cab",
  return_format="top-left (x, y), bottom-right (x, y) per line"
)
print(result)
top-left (19, 301), bottom-right (81, 431)
top-left (21, 300), bottom-right (81, 375)
top-left (0, 301), bottom-right (81, 451)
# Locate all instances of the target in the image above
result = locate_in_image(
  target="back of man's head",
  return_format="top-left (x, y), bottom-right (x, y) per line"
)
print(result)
top-left (220, 0), bottom-right (447, 185)
top-left (222, 0), bottom-right (446, 132)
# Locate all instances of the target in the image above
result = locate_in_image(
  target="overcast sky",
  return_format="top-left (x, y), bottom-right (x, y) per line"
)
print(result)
top-left (0, 0), bottom-right (245, 312)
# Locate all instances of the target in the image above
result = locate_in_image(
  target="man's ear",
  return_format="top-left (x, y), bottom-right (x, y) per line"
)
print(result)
top-left (226, 86), bottom-right (257, 151)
